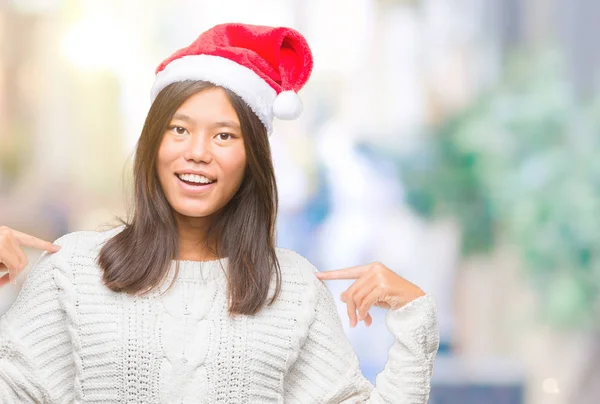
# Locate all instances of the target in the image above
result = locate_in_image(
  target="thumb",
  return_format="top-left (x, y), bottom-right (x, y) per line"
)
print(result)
top-left (0, 272), bottom-right (10, 288)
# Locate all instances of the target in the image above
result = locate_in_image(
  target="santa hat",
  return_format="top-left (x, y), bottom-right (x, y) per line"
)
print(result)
top-left (150, 23), bottom-right (314, 136)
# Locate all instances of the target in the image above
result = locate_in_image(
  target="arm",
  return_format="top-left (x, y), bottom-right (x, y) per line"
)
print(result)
top-left (0, 250), bottom-right (75, 403)
top-left (283, 277), bottom-right (439, 403)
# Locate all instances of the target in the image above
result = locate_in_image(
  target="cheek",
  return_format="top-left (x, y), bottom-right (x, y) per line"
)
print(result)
top-left (156, 142), bottom-right (184, 201)
top-left (156, 138), bottom-right (176, 180)
top-left (218, 149), bottom-right (247, 194)
top-left (231, 151), bottom-right (247, 183)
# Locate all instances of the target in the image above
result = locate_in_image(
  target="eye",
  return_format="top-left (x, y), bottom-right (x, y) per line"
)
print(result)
top-left (215, 133), bottom-right (234, 141)
top-left (168, 125), bottom-right (188, 136)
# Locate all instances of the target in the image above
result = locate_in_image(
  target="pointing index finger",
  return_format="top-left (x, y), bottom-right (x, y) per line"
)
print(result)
top-left (315, 264), bottom-right (370, 280)
top-left (12, 230), bottom-right (60, 253)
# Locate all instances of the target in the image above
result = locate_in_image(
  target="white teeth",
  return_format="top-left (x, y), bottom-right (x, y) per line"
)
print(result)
top-left (178, 173), bottom-right (214, 184)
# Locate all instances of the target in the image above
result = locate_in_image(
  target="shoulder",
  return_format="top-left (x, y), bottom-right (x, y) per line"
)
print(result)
top-left (271, 248), bottom-right (342, 341)
top-left (273, 247), bottom-right (331, 311)
top-left (268, 248), bottom-right (325, 344)
top-left (47, 224), bottom-right (126, 270)
top-left (52, 224), bottom-right (125, 252)
top-left (52, 224), bottom-right (125, 249)
top-left (274, 247), bottom-right (320, 285)
top-left (13, 226), bottom-right (126, 305)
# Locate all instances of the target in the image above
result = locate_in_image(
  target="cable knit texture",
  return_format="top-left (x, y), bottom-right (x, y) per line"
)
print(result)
top-left (0, 226), bottom-right (439, 403)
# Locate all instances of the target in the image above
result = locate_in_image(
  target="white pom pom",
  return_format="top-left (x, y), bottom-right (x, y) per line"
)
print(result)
top-left (272, 91), bottom-right (303, 120)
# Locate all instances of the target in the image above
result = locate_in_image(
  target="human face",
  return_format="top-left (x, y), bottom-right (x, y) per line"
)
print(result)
top-left (157, 87), bottom-right (247, 224)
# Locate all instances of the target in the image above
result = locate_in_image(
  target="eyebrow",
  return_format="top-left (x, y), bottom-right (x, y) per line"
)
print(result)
top-left (212, 120), bottom-right (241, 130)
top-left (171, 113), bottom-right (241, 131)
top-left (172, 113), bottom-right (195, 124)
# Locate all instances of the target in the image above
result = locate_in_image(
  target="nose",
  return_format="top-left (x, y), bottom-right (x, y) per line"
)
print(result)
top-left (184, 132), bottom-right (213, 164)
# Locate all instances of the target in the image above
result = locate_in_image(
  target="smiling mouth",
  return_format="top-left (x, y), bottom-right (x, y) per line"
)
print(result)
top-left (175, 174), bottom-right (217, 187)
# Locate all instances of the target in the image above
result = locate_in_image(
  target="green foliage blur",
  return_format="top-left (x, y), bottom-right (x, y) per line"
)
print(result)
top-left (401, 51), bottom-right (600, 330)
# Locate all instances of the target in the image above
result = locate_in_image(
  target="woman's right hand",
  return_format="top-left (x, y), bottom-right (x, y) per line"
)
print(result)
top-left (0, 226), bottom-right (61, 288)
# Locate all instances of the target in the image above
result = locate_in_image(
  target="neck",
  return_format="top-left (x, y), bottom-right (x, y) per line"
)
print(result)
top-left (175, 214), bottom-right (219, 261)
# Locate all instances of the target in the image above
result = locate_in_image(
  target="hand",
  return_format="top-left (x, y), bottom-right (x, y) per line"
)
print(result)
top-left (315, 262), bottom-right (426, 328)
top-left (0, 226), bottom-right (61, 288)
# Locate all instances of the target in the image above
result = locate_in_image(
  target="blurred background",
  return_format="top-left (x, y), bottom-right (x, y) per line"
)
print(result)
top-left (1, 0), bottom-right (599, 403)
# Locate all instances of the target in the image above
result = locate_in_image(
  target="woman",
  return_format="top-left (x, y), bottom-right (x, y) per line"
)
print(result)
top-left (0, 23), bottom-right (439, 403)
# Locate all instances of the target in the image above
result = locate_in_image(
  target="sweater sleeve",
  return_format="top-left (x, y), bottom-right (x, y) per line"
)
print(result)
top-left (0, 249), bottom-right (75, 403)
top-left (283, 276), bottom-right (440, 404)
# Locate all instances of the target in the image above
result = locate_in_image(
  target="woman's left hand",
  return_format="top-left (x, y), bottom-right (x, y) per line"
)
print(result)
top-left (315, 262), bottom-right (425, 328)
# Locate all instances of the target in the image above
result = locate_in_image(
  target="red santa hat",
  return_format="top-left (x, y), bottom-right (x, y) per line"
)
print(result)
top-left (150, 23), bottom-right (314, 136)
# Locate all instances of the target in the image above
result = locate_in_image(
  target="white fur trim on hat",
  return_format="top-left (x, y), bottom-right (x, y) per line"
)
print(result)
top-left (151, 54), bottom-right (277, 135)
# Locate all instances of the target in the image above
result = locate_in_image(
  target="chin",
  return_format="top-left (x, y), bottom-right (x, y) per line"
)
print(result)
top-left (174, 205), bottom-right (217, 219)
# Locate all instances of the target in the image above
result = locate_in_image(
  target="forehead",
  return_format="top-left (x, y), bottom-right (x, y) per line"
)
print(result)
top-left (174, 87), bottom-right (239, 124)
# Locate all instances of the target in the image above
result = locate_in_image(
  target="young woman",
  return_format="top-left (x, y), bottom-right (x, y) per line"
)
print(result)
top-left (0, 23), bottom-right (439, 403)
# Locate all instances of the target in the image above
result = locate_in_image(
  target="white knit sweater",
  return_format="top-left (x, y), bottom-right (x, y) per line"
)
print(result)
top-left (0, 226), bottom-right (439, 403)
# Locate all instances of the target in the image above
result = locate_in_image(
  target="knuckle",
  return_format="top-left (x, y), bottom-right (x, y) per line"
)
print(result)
top-left (371, 261), bottom-right (385, 272)
top-left (0, 228), bottom-right (12, 240)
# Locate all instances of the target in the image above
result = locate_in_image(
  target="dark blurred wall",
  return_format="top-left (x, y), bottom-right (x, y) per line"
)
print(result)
top-left (491, 0), bottom-right (600, 99)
